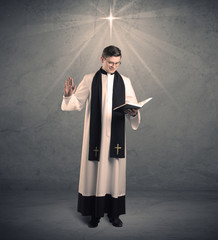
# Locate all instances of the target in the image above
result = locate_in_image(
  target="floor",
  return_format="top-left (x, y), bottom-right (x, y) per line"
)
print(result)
top-left (1, 190), bottom-right (218, 240)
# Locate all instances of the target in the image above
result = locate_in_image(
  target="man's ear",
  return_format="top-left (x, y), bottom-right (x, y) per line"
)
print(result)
top-left (100, 57), bottom-right (104, 63)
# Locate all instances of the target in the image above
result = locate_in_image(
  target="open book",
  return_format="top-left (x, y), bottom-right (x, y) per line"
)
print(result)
top-left (113, 97), bottom-right (152, 113)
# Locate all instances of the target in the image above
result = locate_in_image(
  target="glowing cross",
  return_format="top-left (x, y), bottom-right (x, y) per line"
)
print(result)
top-left (103, 8), bottom-right (120, 39)
top-left (115, 144), bottom-right (122, 155)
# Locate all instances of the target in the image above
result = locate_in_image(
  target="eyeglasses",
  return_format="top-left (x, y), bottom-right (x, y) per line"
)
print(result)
top-left (104, 59), bottom-right (121, 67)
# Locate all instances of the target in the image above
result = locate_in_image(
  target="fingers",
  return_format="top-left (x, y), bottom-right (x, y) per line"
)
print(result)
top-left (67, 77), bottom-right (71, 86)
top-left (69, 77), bottom-right (72, 86)
top-left (124, 109), bottom-right (131, 114)
top-left (124, 108), bottom-right (138, 116)
top-left (132, 109), bottom-right (138, 114)
top-left (67, 77), bottom-right (74, 87)
top-left (125, 109), bottom-right (135, 113)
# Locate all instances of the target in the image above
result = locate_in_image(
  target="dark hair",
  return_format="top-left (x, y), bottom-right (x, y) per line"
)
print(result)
top-left (102, 45), bottom-right (122, 58)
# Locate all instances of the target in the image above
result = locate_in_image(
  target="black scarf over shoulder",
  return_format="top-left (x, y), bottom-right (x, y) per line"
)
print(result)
top-left (88, 68), bottom-right (125, 161)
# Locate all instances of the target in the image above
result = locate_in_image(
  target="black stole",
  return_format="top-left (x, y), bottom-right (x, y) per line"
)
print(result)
top-left (88, 68), bottom-right (125, 161)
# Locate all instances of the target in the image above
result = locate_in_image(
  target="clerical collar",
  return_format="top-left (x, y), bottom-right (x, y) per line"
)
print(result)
top-left (100, 68), bottom-right (115, 75)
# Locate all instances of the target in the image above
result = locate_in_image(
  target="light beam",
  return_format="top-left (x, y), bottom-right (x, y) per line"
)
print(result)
top-left (101, 7), bottom-right (120, 40)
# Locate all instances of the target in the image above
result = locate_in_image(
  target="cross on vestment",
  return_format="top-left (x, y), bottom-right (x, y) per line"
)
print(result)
top-left (115, 144), bottom-right (122, 155)
top-left (93, 147), bottom-right (99, 158)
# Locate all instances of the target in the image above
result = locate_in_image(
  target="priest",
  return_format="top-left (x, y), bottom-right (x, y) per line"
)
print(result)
top-left (61, 45), bottom-right (140, 228)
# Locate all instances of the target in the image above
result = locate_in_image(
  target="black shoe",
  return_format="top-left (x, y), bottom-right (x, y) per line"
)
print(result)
top-left (88, 217), bottom-right (100, 228)
top-left (108, 216), bottom-right (123, 227)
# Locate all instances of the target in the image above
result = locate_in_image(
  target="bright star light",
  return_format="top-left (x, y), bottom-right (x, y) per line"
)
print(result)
top-left (41, 1), bottom-right (178, 106)
top-left (101, 8), bottom-right (120, 39)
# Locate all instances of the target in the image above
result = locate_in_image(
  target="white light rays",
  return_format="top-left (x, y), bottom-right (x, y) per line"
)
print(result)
top-left (42, 0), bottom-right (185, 105)
top-left (41, 20), bottom-right (106, 102)
top-left (95, 2), bottom-right (177, 105)
top-left (121, 18), bottom-right (206, 74)
top-left (111, 0), bottom-right (117, 13)
top-left (128, 41), bottom-right (178, 106)
top-left (118, 5), bottom-right (193, 20)
top-left (115, 20), bottom-right (178, 106)
top-left (101, 7), bottom-right (120, 40)
top-left (21, 15), bottom-right (101, 38)
top-left (112, 23), bottom-right (145, 93)
top-left (88, 2), bottom-right (106, 16)
top-left (82, 21), bottom-right (110, 74)
top-left (115, 0), bottom-right (136, 16)
top-left (117, 4), bottom-right (206, 74)
top-left (119, 8), bottom-right (178, 20)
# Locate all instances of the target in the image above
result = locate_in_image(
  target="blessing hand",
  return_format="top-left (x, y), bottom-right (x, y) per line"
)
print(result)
top-left (64, 77), bottom-right (76, 97)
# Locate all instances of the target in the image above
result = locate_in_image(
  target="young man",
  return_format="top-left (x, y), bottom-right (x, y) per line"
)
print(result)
top-left (61, 45), bottom-right (140, 228)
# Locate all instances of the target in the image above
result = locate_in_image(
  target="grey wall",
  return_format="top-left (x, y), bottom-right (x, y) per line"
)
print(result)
top-left (0, 0), bottom-right (218, 191)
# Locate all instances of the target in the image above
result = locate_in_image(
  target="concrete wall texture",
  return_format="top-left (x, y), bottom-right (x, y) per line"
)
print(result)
top-left (0, 0), bottom-right (218, 191)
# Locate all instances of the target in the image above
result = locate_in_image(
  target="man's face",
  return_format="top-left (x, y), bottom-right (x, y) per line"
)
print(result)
top-left (101, 56), bottom-right (121, 74)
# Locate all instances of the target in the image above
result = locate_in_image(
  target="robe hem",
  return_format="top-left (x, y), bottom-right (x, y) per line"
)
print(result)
top-left (77, 193), bottom-right (126, 218)
top-left (78, 192), bottom-right (126, 198)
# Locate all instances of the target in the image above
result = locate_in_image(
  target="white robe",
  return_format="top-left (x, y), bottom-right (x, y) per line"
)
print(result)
top-left (61, 72), bottom-right (140, 200)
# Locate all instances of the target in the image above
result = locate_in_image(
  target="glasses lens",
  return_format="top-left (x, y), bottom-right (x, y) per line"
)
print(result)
top-left (108, 61), bottom-right (120, 66)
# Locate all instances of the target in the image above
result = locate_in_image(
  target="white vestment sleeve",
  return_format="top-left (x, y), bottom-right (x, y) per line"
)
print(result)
top-left (61, 75), bottom-right (89, 111)
top-left (124, 77), bottom-right (141, 130)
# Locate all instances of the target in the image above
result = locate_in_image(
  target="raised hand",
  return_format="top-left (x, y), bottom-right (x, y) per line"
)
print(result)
top-left (64, 77), bottom-right (76, 97)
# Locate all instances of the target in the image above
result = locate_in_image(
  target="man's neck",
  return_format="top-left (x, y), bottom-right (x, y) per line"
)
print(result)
top-left (101, 67), bottom-right (115, 75)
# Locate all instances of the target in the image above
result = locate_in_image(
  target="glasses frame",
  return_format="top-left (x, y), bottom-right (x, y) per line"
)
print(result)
top-left (104, 58), bottom-right (121, 67)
